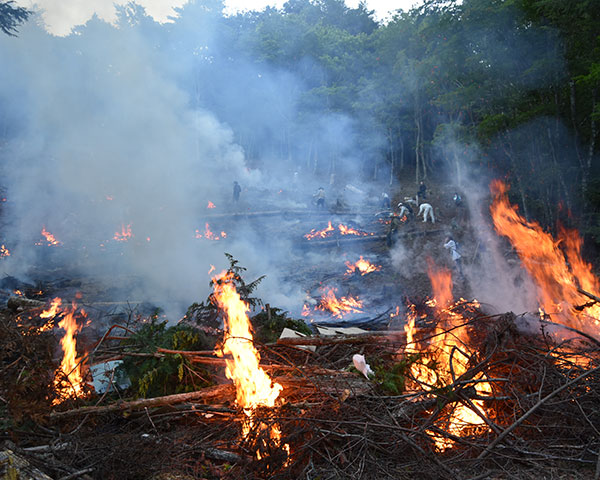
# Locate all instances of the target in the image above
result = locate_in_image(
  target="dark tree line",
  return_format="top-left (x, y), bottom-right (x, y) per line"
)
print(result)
top-left (2, 0), bottom-right (600, 243)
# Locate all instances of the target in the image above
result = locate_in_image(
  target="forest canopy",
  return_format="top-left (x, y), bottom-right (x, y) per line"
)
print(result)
top-left (1, 0), bottom-right (599, 244)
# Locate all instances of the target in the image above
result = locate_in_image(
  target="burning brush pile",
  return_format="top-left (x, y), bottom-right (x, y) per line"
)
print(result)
top-left (2, 181), bottom-right (600, 479)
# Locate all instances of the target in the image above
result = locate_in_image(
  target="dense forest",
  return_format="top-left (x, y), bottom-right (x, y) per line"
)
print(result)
top-left (0, 0), bottom-right (599, 243)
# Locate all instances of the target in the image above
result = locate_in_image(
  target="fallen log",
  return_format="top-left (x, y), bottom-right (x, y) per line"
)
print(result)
top-left (7, 296), bottom-right (45, 311)
top-left (48, 384), bottom-right (235, 420)
top-left (303, 228), bottom-right (445, 247)
top-left (277, 331), bottom-right (406, 346)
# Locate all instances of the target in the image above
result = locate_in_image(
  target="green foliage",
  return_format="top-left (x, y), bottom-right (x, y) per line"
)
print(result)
top-left (0, 1), bottom-right (30, 36)
top-left (251, 306), bottom-right (312, 344)
top-left (183, 253), bottom-right (266, 326)
top-left (118, 316), bottom-right (212, 398)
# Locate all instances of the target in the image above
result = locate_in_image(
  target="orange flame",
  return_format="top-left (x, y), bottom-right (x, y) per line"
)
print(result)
top-left (36, 227), bottom-right (61, 246)
top-left (207, 201), bottom-right (216, 209)
top-left (114, 224), bottom-right (133, 242)
top-left (345, 256), bottom-right (381, 276)
top-left (0, 244), bottom-right (10, 257)
top-left (53, 301), bottom-right (86, 404)
top-left (317, 287), bottom-right (363, 318)
top-left (304, 221), bottom-right (335, 240)
top-left (490, 180), bottom-right (600, 332)
top-left (403, 261), bottom-right (489, 450)
top-left (212, 271), bottom-right (287, 457)
top-left (338, 224), bottom-right (374, 236)
top-left (41, 297), bottom-right (62, 319)
top-left (196, 223), bottom-right (226, 240)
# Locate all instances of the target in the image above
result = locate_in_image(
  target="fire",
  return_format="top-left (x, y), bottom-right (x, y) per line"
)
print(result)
top-left (490, 180), bottom-right (600, 333)
top-left (36, 227), bottom-right (61, 246)
top-left (41, 297), bottom-right (62, 319)
top-left (338, 224), bottom-right (374, 236)
top-left (207, 201), bottom-right (216, 209)
top-left (304, 222), bottom-right (375, 240)
top-left (196, 223), bottom-right (227, 240)
top-left (208, 264), bottom-right (216, 275)
top-left (304, 221), bottom-right (335, 240)
top-left (345, 256), bottom-right (381, 276)
top-left (114, 224), bottom-right (133, 242)
top-left (0, 244), bottom-right (10, 257)
top-left (403, 261), bottom-right (490, 450)
top-left (53, 300), bottom-right (86, 405)
top-left (212, 271), bottom-right (287, 457)
top-left (317, 287), bottom-right (363, 318)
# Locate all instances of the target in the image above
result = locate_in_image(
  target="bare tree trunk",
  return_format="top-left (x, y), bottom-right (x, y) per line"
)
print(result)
top-left (503, 131), bottom-right (529, 220)
top-left (570, 80), bottom-right (585, 183)
top-left (587, 88), bottom-right (597, 178)
top-left (546, 119), bottom-right (571, 211)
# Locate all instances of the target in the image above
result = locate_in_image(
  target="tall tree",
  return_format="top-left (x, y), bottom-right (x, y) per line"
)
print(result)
top-left (0, 1), bottom-right (29, 36)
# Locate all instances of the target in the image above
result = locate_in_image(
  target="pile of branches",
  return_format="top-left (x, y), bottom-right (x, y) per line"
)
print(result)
top-left (2, 299), bottom-right (600, 479)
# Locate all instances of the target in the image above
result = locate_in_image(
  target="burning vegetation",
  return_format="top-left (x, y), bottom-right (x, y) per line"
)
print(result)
top-left (3, 180), bottom-right (600, 480)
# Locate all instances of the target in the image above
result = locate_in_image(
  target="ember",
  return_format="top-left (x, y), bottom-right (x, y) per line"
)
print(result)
top-left (345, 256), bottom-right (381, 276)
top-left (36, 226), bottom-right (61, 246)
top-left (0, 244), bottom-right (10, 257)
top-left (196, 223), bottom-right (227, 240)
top-left (113, 224), bottom-right (133, 242)
top-left (207, 201), bottom-right (216, 209)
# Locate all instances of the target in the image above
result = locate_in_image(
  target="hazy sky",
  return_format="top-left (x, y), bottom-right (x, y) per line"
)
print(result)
top-left (16, 0), bottom-right (422, 35)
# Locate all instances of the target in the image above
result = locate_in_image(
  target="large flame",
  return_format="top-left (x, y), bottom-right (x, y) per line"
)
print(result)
top-left (345, 256), bottom-right (381, 276)
top-left (490, 180), bottom-right (600, 332)
top-left (53, 301), bottom-right (86, 404)
top-left (211, 271), bottom-right (286, 456)
top-left (317, 287), bottom-right (363, 318)
top-left (404, 261), bottom-right (489, 450)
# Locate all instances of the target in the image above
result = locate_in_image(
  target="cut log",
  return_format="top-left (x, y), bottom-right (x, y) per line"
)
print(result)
top-left (7, 296), bottom-right (45, 311)
top-left (277, 331), bottom-right (407, 346)
top-left (48, 384), bottom-right (235, 420)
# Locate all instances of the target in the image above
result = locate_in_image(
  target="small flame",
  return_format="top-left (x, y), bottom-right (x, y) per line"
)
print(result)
top-left (338, 224), bottom-right (374, 236)
top-left (207, 201), bottom-right (216, 209)
top-left (208, 264), bottom-right (216, 275)
top-left (36, 227), bottom-right (61, 246)
top-left (317, 287), bottom-right (363, 318)
top-left (304, 221), bottom-right (335, 240)
top-left (13, 289), bottom-right (23, 296)
top-left (196, 223), bottom-right (226, 240)
top-left (53, 301), bottom-right (86, 405)
top-left (41, 297), bottom-right (62, 319)
top-left (345, 256), bottom-right (381, 276)
top-left (0, 244), bottom-right (10, 257)
top-left (114, 224), bottom-right (133, 242)
top-left (212, 271), bottom-right (287, 457)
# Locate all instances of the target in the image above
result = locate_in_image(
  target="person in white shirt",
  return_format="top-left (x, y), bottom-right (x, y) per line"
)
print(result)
top-left (444, 236), bottom-right (463, 274)
top-left (418, 202), bottom-right (435, 223)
